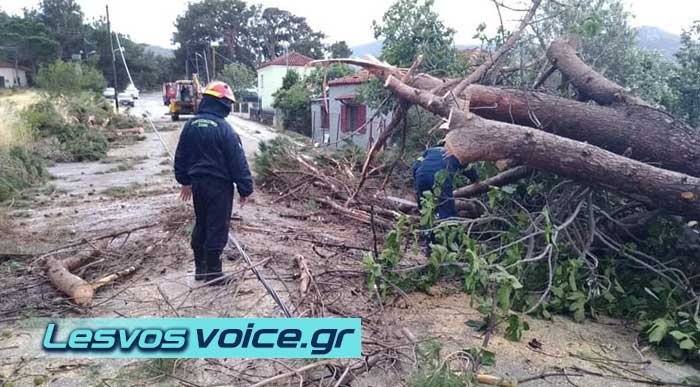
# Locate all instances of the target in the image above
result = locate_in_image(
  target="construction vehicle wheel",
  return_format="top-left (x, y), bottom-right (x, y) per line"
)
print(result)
top-left (171, 114), bottom-right (179, 122)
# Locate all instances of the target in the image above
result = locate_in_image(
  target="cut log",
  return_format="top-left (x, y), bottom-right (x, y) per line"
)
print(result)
top-left (445, 115), bottom-right (700, 218)
top-left (45, 256), bottom-right (94, 306)
top-left (546, 37), bottom-right (646, 106)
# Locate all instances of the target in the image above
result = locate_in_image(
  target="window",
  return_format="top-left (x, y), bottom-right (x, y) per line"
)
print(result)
top-left (340, 104), bottom-right (367, 133)
top-left (0, 76), bottom-right (5, 89)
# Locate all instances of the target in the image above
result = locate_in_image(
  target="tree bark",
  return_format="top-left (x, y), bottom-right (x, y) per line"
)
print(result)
top-left (45, 256), bottom-right (94, 306)
top-left (454, 166), bottom-right (533, 198)
top-left (465, 85), bottom-right (700, 177)
top-left (546, 37), bottom-right (646, 106)
top-left (315, 59), bottom-right (700, 177)
top-left (446, 116), bottom-right (700, 217)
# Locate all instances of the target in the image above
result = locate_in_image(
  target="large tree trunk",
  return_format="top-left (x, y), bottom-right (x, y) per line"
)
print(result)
top-left (313, 61), bottom-right (700, 177)
top-left (446, 115), bottom-right (700, 217)
top-left (546, 37), bottom-right (646, 106)
top-left (465, 85), bottom-right (700, 177)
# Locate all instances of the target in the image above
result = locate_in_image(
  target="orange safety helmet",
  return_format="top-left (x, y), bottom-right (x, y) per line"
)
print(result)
top-left (203, 81), bottom-right (236, 102)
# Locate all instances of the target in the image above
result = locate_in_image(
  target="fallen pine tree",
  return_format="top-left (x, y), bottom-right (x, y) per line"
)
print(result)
top-left (305, 0), bottom-right (700, 362)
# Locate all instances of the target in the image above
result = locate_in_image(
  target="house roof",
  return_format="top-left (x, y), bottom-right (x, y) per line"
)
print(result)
top-left (328, 70), bottom-right (372, 86)
top-left (257, 52), bottom-right (314, 70)
top-left (0, 63), bottom-right (30, 72)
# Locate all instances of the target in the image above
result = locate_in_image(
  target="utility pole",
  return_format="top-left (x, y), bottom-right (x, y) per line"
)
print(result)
top-left (212, 46), bottom-right (216, 79)
top-left (202, 50), bottom-right (210, 84)
top-left (106, 5), bottom-right (119, 113)
top-left (185, 46), bottom-right (189, 79)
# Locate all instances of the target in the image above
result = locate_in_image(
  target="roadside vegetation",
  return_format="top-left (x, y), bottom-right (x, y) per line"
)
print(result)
top-left (0, 62), bottom-right (142, 202)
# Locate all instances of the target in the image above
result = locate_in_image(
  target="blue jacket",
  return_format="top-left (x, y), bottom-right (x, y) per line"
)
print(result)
top-left (413, 147), bottom-right (478, 185)
top-left (174, 95), bottom-right (254, 197)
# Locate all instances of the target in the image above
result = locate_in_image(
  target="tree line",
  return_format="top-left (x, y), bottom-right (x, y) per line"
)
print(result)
top-left (0, 0), bottom-right (353, 92)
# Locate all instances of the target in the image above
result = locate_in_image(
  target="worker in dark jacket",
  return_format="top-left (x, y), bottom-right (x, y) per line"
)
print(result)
top-left (413, 147), bottom-right (479, 252)
top-left (413, 147), bottom-right (479, 218)
top-left (174, 81), bottom-right (253, 285)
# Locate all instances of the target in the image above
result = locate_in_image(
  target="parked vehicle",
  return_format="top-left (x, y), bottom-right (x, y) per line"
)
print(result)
top-left (125, 83), bottom-right (140, 99)
top-left (118, 92), bottom-right (134, 107)
top-left (103, 87), bottom-right (115, 98)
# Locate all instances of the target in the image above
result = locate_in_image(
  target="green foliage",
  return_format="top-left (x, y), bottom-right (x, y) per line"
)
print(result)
top-left (0, 145), bottom-right (48, 202)
top-left (273, 71), bottom-right (311, 133)
top-left (173, 0), bottom-right (325, 75)
top-left (36, 60), bottom-right (105, 94)
top-left (216, 63), bottom-right (256, 99)
top-left (253, 137), bottom-right (299, 183)
top-left (407, 341), bottom-right (475, 387)
top-left (0, 10), bottom-right (59, 72)
top-left (367, 172), bottom-right (700, 359)
top-left (280, 70), bottom-right (300, 91)
top-left (671, 22), bottom-right (700, 127)
top-left (327, 41), bottom-right (352, 58)
top-left (373, 0), bottom-right (469, 77)
top-left (22, 100), bottom-right (108, 161)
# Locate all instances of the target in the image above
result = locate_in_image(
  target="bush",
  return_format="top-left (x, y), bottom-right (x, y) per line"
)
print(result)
top-left (273, 76), bottom-right (311, 134)
top-left (67, 92), bottom-right (113, 126)
top-left (0, 145), bottom-right (48, 202)
top-left (253, 137), bottom-right (299, 183)
top-left (107, 113), bottom-right (142, 129)
top-left (36, 60), bottom-right (105, 94)
top-left (21, 101), bottom-right (109, 161)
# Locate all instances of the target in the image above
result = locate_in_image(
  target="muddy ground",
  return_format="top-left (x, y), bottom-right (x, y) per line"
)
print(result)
top-left (0, 93), bottom-right (697, 386)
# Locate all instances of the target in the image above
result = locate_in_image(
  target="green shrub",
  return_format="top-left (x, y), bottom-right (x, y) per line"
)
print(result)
top-left (0, 146), bottom-right (48, 202)
top-left (107, 113), bottom-right (142, 129)
top-left (36, 60), bottom-right (105, 94)
top-left (21, 101), bottom-right (108, 161)
top-left (253, 137), bottom-right (299, 183)
top-left (67, 92), bottom-right (113, 126)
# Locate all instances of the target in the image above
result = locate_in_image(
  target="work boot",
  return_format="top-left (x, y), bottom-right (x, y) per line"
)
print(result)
top-left (205, 250), bottom-right (226, 286)
top-left (193, 248), bottom-right (207, 281)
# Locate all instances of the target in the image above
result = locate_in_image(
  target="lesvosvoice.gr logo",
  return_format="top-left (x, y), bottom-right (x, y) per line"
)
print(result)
top-left (40, 318), bottom-right (361, 358)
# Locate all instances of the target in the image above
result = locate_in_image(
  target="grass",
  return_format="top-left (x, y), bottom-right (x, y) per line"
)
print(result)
top-left (0, 91), bottom-right (38, 148)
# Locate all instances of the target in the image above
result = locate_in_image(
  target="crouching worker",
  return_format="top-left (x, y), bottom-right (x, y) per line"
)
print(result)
top-left (413, 147), bottom-right (479, 253)
top-left (174, 81), bottom-right (253, 285)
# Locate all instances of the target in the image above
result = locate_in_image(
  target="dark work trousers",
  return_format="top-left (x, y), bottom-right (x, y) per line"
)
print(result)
top-left (415, 172), bottom-right (457, 253)
top-left (190, 175), bottom-right (234, 278)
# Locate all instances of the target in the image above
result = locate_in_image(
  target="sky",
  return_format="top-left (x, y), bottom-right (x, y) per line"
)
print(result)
top-left (1, 0), bottom-right (699, 49)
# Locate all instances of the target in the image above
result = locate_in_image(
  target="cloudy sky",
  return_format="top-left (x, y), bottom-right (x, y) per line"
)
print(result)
top-left (2, 0), bottom-right (698, 48)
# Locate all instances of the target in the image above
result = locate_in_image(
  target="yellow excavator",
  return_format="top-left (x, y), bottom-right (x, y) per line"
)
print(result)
top-left (168, 74), bottom-right (203, 121)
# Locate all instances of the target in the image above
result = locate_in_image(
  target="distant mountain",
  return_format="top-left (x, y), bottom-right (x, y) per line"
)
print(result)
top-left (144, 44), bottom-right (174, 58)
top-left (350, 41), bottom-right (383, 58)
top-left (636, 26), bottom-right (681, 58)
top-left (350, 27), bottom-right (681, 61)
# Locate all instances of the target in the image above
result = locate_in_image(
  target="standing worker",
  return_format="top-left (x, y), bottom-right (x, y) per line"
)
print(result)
top-left (413, 147), bottom-right (479, 251)
top-left (174, 81), bottom-right (253, 285)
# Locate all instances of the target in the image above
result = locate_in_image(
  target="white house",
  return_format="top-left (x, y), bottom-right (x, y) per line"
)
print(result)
top-left (0, 63), bottom-right (28, 88)
top-left (311, 71), bottom-right (392, 150)
top-left (256, 52), bottom-right (313, 110)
